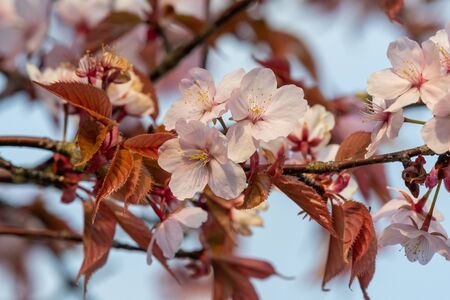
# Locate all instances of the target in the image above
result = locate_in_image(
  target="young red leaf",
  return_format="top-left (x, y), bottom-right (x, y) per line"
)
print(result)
top-left (240, 171), bottom-right (272, 209)
top-left (34, 81), bottom-right (113, 124)
top-left (322, 203), bottom-right (348, 290)
top-left (213, 263), bottom-right (259, 300)
top-left (378, 0), bottom-right (403, 22)
top-left (213, 255), bottom-right (278, 279)
top-left (114, 155), bottom-right (153, 206)
top-left (335, 131), bottom-right (371, 161)
top-left (343, 201), bottom-right (377, 299)
top-left (76, 113), bottom-right (109, 166)
top-left (84, 12), bottom-right (143, 52)
top-left (273, 175), bottom-right (335, 236)
top-left (353, 164), bottom-right (390, 203)
top-left (96, 148), bottom-right (134, 210)
top-left (123, 133), bottom-right (175, 159)
top-left (77, 201), bottom-right (116, 290)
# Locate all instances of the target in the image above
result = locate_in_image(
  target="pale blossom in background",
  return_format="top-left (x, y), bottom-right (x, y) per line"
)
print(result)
top-left (367, 36), bottom-right (450, 112)
top-left (231, 202), bottom-right (268, 236)
top-left (430, 23), bottom-right (450, 73)
top-left (227, 67), bottom-right (308, 163)
top-left (364, 97), bottom-right (404, 158)
top-left (164, 68), bottom-right (245, 130)
top-left (158, 120), bottom-right (246, 200)
top-left (55, 0), bottom-right (112, 31)
top-left (421, 95), bottom-right (450, 154)
top-left (378, 222), bottom-right (450, 265)
top-left (107, 71), bottom-right (155, 117)
top-left (147, 207), bottom-right (208, 264)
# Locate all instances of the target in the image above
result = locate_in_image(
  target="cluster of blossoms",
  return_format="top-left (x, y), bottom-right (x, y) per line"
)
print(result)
top-left (366, 24), bottom-right (450, 265)
top-left (365, 24), bottom-right (450, 156)
top-left (28, 50), bottom-right (155, 117)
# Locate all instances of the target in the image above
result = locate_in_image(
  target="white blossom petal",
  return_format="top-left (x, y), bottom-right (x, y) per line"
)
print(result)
top-left (171, 207), bottom-right (208, 229)
top-left (154, 218), bottom-right (184, 259)
top-left (227, 121), bottom-right (257, 163)
top-left (208, 159), bottom-right (247, 199)
top-left (215, 68), bottom-right (245, 104)
top-left (421, 117), bottom-right (450, 154)
top-left (367, 69), bottom-right (411, 100)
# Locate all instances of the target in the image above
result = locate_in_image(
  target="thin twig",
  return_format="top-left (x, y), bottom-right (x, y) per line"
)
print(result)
top-left (0, 136), bottom-right (73, 156)
top-left (149, 0), bottom-right (256, 81)
top-left (0, 226), bottom-right (203, 258)
top-left (0, 156), bottom-right (71, 186)
top-left (283, 145), bottom-right (434, 175)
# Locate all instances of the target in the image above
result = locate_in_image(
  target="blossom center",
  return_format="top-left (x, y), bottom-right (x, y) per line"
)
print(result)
top-left (399, 61), bottom-right (427, 88)
top-left (188, 152), bottom-right (210, 165)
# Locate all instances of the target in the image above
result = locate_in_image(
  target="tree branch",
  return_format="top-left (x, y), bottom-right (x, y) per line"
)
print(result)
top-left (0, 156), bottom-right (72, 187)
top-left (0, 226), bottom-right (202, 258)
top-left (0, 136), bottom-right (73, 156)
top-left (283, 145), bottom-right (435, 175)
top-left (149, 0), bottom-right (256, 81)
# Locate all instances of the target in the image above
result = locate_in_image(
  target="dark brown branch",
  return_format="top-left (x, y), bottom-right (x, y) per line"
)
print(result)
top-left (149, 0), bottom-right (256, 81)
top-left (0, 136), bottom-right (73, 156)
top-left (0, 226), bottom-right (203, 258)
top-left (0, 156), bottom-right (71, 187)
top-left (283, 145), bottom-right (435, 175)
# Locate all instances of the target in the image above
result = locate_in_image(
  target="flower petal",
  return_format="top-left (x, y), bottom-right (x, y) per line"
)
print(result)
top-left (171, 207), bottom-right (208, 229)
top-left (163, 99), bottom-right (206, 130)
top-left (227, 121), bottom-right (257, 163)
top-left (168, 160), bottom-right (209, 200)
top-left (387, 37), bottom-right (424, 76)
top-left (386, 108), bottom-right (404, 139)
top-left (240, 67), bottom-right (277, 108)
top-left (154, 218), bottom-right (184, 259)
top-left (420, 76), bottom-right (450, 110)
top-left (215, 68), bottom-right (245, 104)
top-left (373, 199), bottom-right (409, 222)
top-left (208, 159), bottom-right (247, 199)
top-left (404, 236), bottom-right (433, 265)
top-left (158, 139), bottom-right (184, 173)
top-left (385, 87), bottom-right (420, 112)
top-left (367, 69), bottom-right (411, 100)
top-left (421, 117), bottom-right (450, 154)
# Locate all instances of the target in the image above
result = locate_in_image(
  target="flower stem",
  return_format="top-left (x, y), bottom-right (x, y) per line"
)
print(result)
top-left (62, 104), bottom-right (69, 143)
top-left (404, 117), bottom-right (426, 125)
top-left (421, 179), bottom-right (442, 232)
top-left (218, 117), bottom-right (228, 134)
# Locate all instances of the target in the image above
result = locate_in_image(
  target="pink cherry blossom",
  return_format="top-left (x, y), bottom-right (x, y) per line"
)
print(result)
top-left (378, 222), bottom-right (450, 265)
top-left (146, 207), bottom-right (208, 264)
top-left (107, 71), bottom-right (155, 117)
top-left (420, 96), bottom-right (450, 154)
top-left (367, 36), bottom-right (450, 112)
top-left (373, 187), bottom-right (444, 226)
top-left (429, 23), bottom-right (450, 73)
top-left (163, 68), bottom-right (245, 130)
top-left (363, 97), bottom-right (404, 158)
top-left (227, 67), bottom-right (308, 163)
top-left (158, 120), bottom-right (247, 200)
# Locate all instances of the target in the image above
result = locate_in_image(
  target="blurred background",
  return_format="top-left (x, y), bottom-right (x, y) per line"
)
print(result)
top-left (1, 0), bottom-right (450, 299)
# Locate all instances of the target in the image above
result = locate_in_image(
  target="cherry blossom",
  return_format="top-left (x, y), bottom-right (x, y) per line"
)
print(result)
top-left (164, 68), bottom-right (245, 130)
top-left (158, 120), bottom-right (247, 200)
top-left (231, 202), bottom-right (268, 236)
top-left (421, 99), bottom-right (450, 154)
top-left (0, 0), bottom-right (50, 69)
top-left (107, 71), bottom-right (155, 117)
top-left (363, 97), bottom-right (404, 158)
top-left (367, 36), bottom-right (450, 112)
top-left (378, 222), bottom-right (450, 265)
top-left (287, 104), bottom-right (335, 160)
top-left (227, 67), bottom-right (308, 163)
top-left (430, 23), bottom-right (450, 73)
top-left (146, 207), bottom-right (208, 264)
top-left (373, 187), bottom-right (444, 226)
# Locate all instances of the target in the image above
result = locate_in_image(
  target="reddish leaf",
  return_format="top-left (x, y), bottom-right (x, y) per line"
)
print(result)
top-left (343, 201), bottom-right (377, 299)
top-left (206, 192), bottom-right (237, 244)
top-left (335, 131), bottom-right (371, 161)
top-left (378, 0), bottom-right (403, 22)
top-left (164, 7), bottom-right (207, 35)
top-left (213, 255), bottom-right (277, 279)
top-left (142, 157), bottom-right (171, 187)
top-left (123, 133), bottom-right (175, 159)
top-left (322, 203), bottom-right (348, 289)
top-left (34, 81), bottom-right (113, 124)
top-left (255, 57), bottom-right (291, 78)
top-left (273, 175), bottom-right (335, 236)
top-left (84, 12), bottom-right (143, 52)
top-left (77, 113), bottom-right (109, 166)
top-left (353, 164), bottom-right (390, 203)
top-left (77, 201), bottom-right (116, 289)
top-left (114, 155), bottom-right (153, 206)
top-left (240, 171), bottom-right (272, 209)
top-left (96, 148), bottom-right (134, 210)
